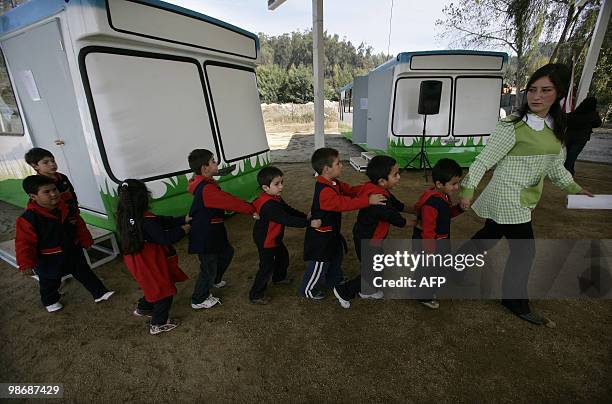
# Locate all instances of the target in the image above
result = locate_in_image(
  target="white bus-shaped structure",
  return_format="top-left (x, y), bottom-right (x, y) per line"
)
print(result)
top-left (341, 50), bottom-right (507, 169)
top-left (0, 0), bottom-right (269, 230)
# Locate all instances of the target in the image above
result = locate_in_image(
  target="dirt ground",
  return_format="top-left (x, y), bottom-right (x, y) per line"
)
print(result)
top-left (1, 151), bottom-right (611, 402)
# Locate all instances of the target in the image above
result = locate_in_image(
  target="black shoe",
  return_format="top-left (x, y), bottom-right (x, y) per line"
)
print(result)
top-left (516, 312), bottom-right (555, 327)
top-left (250, 296), bottom-right (271, 305)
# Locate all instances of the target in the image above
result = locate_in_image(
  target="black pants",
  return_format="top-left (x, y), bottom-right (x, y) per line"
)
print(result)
top-left (191, 244), bottom-right (234, 304)
top-left (334, 276), bottom-right (361, 300)
top-left (249, 244), bottom-right (289, 300)
top-left (467, 219), bottom-right (535, 315)
top-left (38, 253), bottom-right (108, 307)
top-left (137, 296), bottom-right (173, 326)
top-left (334, 239), bottom-right (381, 300)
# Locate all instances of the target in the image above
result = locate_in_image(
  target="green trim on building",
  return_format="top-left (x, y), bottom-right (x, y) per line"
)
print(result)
top-left (0, 154), bottom-right (268, 232)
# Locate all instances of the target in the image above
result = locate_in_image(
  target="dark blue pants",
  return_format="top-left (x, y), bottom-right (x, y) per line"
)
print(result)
top-left (249, 243), bottom-right (289, 300)
top-left (138, 296), bottom-right (173, 326)
top-left (191, 244), bottom-right (234, 304)
top-left (300, 247), bottom-right (344, 298)
top-left (38, 252), bottom-right (108, 307)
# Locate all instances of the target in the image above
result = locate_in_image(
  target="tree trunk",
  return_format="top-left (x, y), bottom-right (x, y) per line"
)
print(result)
top-left (514, 51), bottom-right (525, 109)
top-left (550, 3), bottom-right (576, 63)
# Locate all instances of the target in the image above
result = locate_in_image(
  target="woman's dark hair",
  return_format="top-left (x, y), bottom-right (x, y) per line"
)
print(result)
top-left (510, 63), bottom-right (569, 142)
top-left (116, 179), bottom-right (150, 254)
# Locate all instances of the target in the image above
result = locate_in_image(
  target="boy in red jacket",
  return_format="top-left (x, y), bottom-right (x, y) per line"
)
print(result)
top-left (332, 155), bottom-right (414, 308)
top-left (187, 149), bottom-right (255, 309)
top-left (25, 147), bottom-right (78, 210)
top-left (15, 175), bottom-right (113, 312)
top-left (413, 158), bottom-right (464, 309)
top-left (299, 147), bottom-right (386, 300)
top-left (250, 166), bottom-right (321, 304)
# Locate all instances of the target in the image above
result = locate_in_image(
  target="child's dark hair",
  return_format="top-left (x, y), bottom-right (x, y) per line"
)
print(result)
top-left (188, 149), bottom-right (214, 174)
top-left (257, 166), bottom-right (283, 187)
top-left (311, 147), bottom-right (339, 175)
top-left (116, 179), bottom-right (150, 255)
top-left (22, 175), bottom-right (55, 195)
top-left (432, 158), bottom-right (462, 184)
top-left (25, 147), bottom-right (53, 166)
top-left (366, 155), bottom-right (397, 184)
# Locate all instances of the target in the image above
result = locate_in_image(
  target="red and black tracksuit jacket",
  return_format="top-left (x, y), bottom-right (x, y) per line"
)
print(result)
top-left (187, 175), bottom-right (254, 254)
top-left (252, 192), bottom-right (309, 250)
top-left (15, 200), bottom-right (93, 279)
top-left (413, 188), bottom-right (463, 251)
top-left (38, 172), bottom-right (78, 210)
top-left (122, 212), bottom-right (189, 302)
top-left (303, 176), bottom-right (368, 261)
top-left (353, 182), bottom-right (407, 257)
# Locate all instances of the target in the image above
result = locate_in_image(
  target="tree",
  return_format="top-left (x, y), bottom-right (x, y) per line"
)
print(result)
top-left (436, 0), bottom-right (549, 105)
top-left (256, 30), bottom-right (390, 103)
top-left (436, 0), bottom-right (608, 112)
top-left (279, 65), bottom-right (313, 103)
top-left (256, 64), bottom-right (286, 104)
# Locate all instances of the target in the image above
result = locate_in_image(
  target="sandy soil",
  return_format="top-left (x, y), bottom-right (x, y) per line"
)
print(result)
top-left (1, 155), bottom-right (611, 402)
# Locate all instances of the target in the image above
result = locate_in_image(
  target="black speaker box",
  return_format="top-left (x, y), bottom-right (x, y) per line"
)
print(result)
top-left (418, 80), bottom-right (443, 115)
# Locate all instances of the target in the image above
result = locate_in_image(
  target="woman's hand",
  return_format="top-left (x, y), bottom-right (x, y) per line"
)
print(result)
top-left (459, 197), bottom-right (472, 210)
top-left (579, 188), bottom-right (594, 197)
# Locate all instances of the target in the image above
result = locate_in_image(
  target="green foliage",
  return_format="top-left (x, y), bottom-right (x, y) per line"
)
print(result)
top-left (256, 64), bottom-right (286, 104)
top-left (256, 30), bottom-right (389, 103)
top-left (280, 65), bottom-right (314, 103)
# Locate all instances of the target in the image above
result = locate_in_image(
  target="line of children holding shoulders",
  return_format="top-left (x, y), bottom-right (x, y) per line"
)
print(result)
top-left (15, 146), bottom-right (464, 335)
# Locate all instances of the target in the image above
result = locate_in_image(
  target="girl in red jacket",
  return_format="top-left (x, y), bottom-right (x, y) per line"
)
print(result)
top-left (116, 179), bottom-right (190, 335)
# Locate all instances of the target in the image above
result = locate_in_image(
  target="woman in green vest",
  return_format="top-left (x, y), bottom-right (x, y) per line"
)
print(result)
top-left (458, 63), bottom-right (593, 326)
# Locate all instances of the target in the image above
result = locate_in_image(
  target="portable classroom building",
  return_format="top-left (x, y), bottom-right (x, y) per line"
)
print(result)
top-left (0, 0), bottom-right (269, 230)
top-left (342, 50), bottom-right (507, 168)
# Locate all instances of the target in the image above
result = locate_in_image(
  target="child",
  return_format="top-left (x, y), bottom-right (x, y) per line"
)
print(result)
top-left (116, 179), bottom-right (190, 335)
top-left (412, 158), bottom-right (464, 309)
top-left (25, 148), bottom-right (78, 210)
top-left (300, 147), bottom-right (386, 300)
top-left (333, 155), bottom-right (414, 308)
top-left (187, 149), bottom-right (255, 309)
top-left (250, 166), bottom-right (321, 304)
top-left (15, 175), bottom-right (114, 312)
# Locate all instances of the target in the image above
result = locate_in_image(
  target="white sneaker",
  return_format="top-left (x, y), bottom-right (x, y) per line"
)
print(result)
top-left (419, 299), bottom-right (440, 309)
top-left (359, 290), bottom-right (384, 300)
top-left (94, 291), bottom-right (115, 303)
top-left (333, 287), bottom-right (351, 309)
top-left (213, 280), bottom-right (227, 288)
top-left (191, 294), bottom-right (221, 310)
top-left (46, 302), bottom-right (63, 312)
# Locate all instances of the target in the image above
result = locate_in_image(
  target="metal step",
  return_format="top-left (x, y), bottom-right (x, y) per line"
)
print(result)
top-left (0, 224), bottom-right (119, 271)
top-left (361, 151), bottom-right (377, 161)
top-left (349, 156), bottom-right (368, 172)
